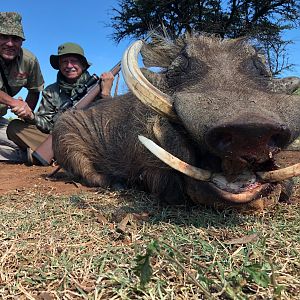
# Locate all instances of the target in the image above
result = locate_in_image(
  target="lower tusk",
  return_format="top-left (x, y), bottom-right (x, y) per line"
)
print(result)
top-left (257, 163), bottom-right (300, 182)
top-left (138, 135), bottom-right (212, 181)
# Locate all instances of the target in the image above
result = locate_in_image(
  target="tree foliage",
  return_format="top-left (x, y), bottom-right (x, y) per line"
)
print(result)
top-left (110, 0), bottom-right (300, 74)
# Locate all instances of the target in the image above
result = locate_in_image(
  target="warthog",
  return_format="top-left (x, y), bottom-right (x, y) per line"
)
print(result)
top-left (52, 34), bottom-right (300, 211)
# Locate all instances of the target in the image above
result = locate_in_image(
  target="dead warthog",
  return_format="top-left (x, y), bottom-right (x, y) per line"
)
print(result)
top-left (52, 34), bottom-right (300, 211)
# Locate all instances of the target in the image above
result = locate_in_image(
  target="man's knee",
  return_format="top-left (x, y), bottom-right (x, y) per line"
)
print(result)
top-left (6, 119), bottom-right (26, 141)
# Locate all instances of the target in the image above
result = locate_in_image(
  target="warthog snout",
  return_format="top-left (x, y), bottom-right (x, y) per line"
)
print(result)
top-left (205, 114), bottom-right (291, 169)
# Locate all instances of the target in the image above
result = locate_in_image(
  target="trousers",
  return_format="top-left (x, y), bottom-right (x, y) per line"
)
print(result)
top-left (0, 117), bottom-right (27, 162)
top-left (6, 119), bottom-right (49, 151)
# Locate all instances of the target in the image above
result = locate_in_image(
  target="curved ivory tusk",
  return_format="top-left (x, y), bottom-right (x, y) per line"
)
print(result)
top-left (138, 135), bottom-right (212, 181)
top-left (122, 40), bottom-right (178, 120)
top-left (257, 163), bottom-right (300, 182)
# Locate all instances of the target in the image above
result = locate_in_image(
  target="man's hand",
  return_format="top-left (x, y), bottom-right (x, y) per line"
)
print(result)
top-left (100, 72), bottom-right (114, 97)
top-left (11, 97), bottom-right (34, 120)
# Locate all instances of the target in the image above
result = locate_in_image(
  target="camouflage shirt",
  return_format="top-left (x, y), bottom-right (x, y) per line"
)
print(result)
top-left (0, 48), bottom-right (44, 116)
top-left (33, 71), bottom-right (100, 133)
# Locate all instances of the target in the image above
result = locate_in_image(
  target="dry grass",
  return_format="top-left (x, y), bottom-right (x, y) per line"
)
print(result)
top-left (0, 187), bottom-right (299, 299)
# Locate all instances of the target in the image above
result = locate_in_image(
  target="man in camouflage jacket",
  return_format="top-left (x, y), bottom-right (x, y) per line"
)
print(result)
top-left (0, 12), bottom-right (44, 162)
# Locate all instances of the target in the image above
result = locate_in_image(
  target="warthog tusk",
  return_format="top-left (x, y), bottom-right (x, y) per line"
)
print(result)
top-left (257, 163), bottom-right (300, 182)
top-left (122, 40), bottom-right (178, 120)
top-left (139, 135), bottom-right (300, 185)
top-left (138, 135), bottom-right (212, 181)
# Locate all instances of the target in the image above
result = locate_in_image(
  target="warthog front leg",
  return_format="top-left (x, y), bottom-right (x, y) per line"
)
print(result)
top-left (71, 159), bottom-right (111, 187)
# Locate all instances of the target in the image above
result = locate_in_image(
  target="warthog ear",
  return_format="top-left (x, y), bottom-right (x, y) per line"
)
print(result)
top-left (141, 34), bottom-right (183, 68)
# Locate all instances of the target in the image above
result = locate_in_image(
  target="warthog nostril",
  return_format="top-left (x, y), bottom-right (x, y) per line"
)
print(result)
top-left (241, 155), bottom-right (257, 164)
top-left (217, 133), bottom-right (233, 150)
top-left (213, 132), bottom-right (233, 153)
top-left (268, 133), bottom-right (288, 154)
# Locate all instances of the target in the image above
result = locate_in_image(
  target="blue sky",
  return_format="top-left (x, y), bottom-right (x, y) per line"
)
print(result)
top-left (2, 0), bottom-right (300, 117)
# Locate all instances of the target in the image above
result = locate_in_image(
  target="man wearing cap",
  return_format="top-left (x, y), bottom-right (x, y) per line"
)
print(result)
top-left (7, 42), bottom-right (114, 163)
top-left (0, 12), bottom-right (44, 162)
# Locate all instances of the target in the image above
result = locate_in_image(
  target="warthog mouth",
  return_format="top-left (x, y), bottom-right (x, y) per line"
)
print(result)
top-left (139, 135), bottom-right (300, 204)
top-left (207, 174), bottom-right (271, 203)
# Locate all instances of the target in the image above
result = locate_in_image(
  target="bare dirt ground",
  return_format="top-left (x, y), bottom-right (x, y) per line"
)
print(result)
top-left (1, 150), bottom-right (300, 198)
top-left (0, 162), bottom-right (95, 196)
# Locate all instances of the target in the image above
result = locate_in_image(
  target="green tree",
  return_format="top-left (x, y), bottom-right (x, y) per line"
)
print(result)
top-left (110, 0), bottom-right (300, 75)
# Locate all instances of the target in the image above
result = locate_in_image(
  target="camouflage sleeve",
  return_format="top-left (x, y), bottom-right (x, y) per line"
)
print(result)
top-left (33, 88), bottom-right (59, 133)
top-left (25, 57), bottom-right (44, 92)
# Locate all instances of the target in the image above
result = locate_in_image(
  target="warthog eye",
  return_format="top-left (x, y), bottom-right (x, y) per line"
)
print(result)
top-left (166, 54), bottom-right (189, 86)
top-left (242, 54), bottom-right (271, 78)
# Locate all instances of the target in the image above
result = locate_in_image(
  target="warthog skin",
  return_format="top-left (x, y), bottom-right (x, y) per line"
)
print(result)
top-left (52, 34), bottom-right (300, 210)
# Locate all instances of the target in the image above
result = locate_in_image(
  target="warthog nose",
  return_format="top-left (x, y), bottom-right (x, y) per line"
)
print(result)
top-left (205, 120), bottom-right (291, 162)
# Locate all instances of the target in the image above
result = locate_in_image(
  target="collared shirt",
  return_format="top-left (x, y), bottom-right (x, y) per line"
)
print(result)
top-left (0, 48), bottom-right (44, 116)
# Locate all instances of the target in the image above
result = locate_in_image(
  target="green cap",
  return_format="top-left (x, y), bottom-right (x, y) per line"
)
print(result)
top-left (0, 12), bottom-right (25, 40)
top-left (50, 42), bottom-right (91, 70)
